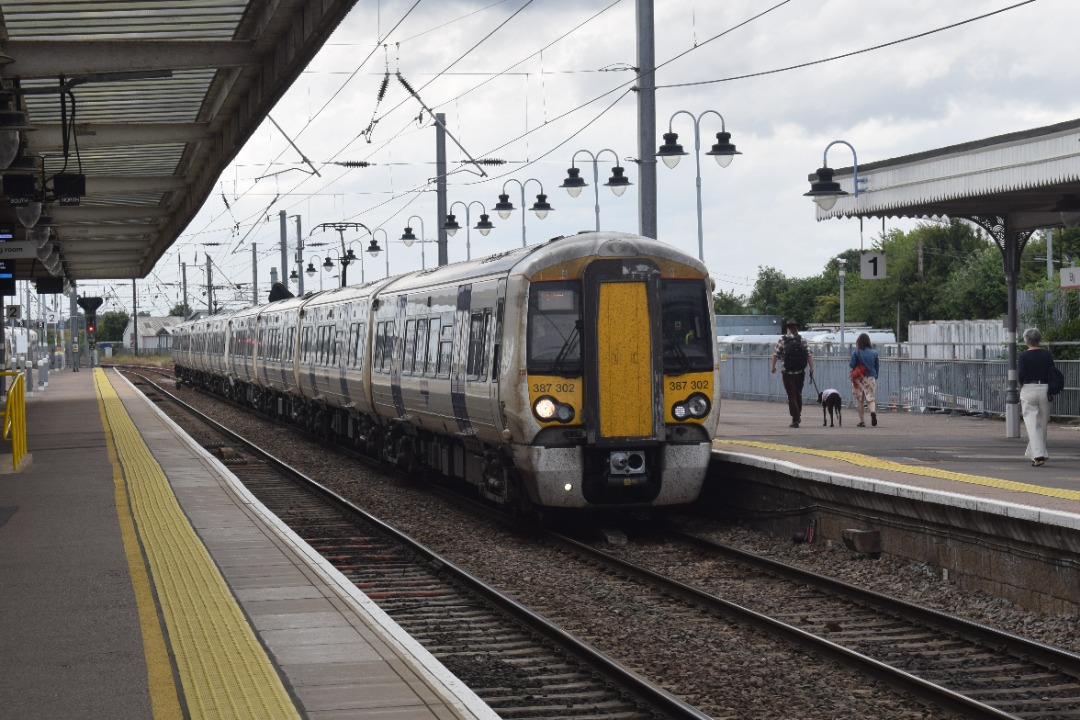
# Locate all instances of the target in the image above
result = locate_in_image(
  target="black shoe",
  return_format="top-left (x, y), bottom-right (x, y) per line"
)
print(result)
top-left (789, 422), bottom-right (799, 428)
top-left (871, 412), bottom-right (877, 427)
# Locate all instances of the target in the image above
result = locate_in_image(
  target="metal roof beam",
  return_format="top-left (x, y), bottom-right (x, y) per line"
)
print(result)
top-left (86, 176), bottom-right (185, 194)
top-left (52, 206), bottom-right (169, 222)
top-left (35, 123), bottom-right (210, 150)
top-left (0, 41), bottom-right (255, 78)
top-left (60, 224), bottom-right (158, 237)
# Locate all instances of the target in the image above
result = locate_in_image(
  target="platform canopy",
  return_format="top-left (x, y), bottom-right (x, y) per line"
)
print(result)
top-left (809, 117), bottom-right (1080, 233)
top-left (0, 0), bottom-right (360, 285)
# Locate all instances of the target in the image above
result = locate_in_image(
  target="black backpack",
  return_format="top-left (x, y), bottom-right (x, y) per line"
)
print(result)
top-left (1048, 365), bottom-right (1065, 398)
top-left (782, 335), bottom-right (808, 372)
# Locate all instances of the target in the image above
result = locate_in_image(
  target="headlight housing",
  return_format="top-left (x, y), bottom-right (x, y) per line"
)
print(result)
top-left (672, 392), bottom-right (711, 421)
top-left (534, 396), bottom-right (575, 423)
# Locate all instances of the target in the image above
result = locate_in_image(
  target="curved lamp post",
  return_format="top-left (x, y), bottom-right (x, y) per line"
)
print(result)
top-left (305, 255), bottom-right (329, 292)
top-left (804, 140), bottom-right (865, 211)
top-left (401, 215), bottom-right (440, 270)
top-left (493, 178), bottom-right (551, 248)
top-left (442, 200), bottom-right (493, 261)
top-left (656, 110), bottom-right (740, 262)
top-left (560, 148), bottom-right (631, 231)
top-left (370, 228), bottom-right (389, 277)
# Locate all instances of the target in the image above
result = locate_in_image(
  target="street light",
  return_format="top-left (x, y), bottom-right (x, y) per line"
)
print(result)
top-left (305, 255), bottom-right (331, 292)
top-left (442, 200), bottom-right (492, 261)
top-left (494, 178), bottom-right (552, 248)
top-left (804, 140), bottom-right (866, 211)
top-left (370, 228), bottom-right (389, 277)
top-left (656, 110), bottom-right (741, 262)
top-left (312, 222), bottom-right (372, 287)
top-left (401, 215), bottom-right (439, 270)
top-left (560, 149), bottom-right (632, 231)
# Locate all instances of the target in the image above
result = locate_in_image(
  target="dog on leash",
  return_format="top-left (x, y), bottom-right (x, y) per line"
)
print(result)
top-left (818, 388), bottom-right (842, 427)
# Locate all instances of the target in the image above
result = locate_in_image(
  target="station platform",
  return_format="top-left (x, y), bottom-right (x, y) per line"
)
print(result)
top-left (712, 397), bottom-right (1080, 520)
top-left (0, 367), bottom-right (497, 720)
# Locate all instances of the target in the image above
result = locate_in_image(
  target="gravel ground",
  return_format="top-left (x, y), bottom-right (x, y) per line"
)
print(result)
top-left (163, 381), bottom-right (1079, 719)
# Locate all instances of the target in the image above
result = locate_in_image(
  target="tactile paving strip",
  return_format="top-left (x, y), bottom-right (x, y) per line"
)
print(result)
top-left (95, 369), bottom-right (301, 720)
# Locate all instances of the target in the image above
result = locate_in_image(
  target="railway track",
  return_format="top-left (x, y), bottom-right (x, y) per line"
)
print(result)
top-left (125, 370), bottom-right (707, 720)
top-left (555, 522), bottom-right (1080, 720)
top-left (128, 367), bottom-right (1080, 718)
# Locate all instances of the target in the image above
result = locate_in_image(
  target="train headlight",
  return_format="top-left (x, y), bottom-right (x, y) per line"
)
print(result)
top-left (534, 396), bottom-right (557, 420)
top-left (672, 403), bottom-right (688, 420)
top-left (687, 393), bottom-right (711, 418)
top-left (534, 396), bottom-right (576, 424)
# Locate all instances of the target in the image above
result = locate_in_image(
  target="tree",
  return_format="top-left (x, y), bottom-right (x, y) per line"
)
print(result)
top-left (712, 289), bottom-right (747, 314)
top-left (98, 311), bottom-right (130, 343)
top-left (169, 302), bottom-right (193, 318)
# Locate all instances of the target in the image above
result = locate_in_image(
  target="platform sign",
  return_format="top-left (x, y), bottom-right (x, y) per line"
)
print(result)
top-left (0, 260), bottom-right (14, 296)
top-left (860, 252), bottom-right (886, 280)
top-left (1062, 266), bottom-right (1080, 290)
top-left (5, 304), bottom-right (20, 320)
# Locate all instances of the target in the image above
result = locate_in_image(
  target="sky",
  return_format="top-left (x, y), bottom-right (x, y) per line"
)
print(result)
top-left (81, 0), bottom-right (1080, 315)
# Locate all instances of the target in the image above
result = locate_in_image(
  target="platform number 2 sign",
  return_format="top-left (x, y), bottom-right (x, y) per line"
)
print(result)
top-left (860, 252), bottom-right (886, 280)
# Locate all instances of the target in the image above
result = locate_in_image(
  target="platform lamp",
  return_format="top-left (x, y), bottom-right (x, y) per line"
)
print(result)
top-left (560, 149), bottom-right (631, 231)
top-left (494, 178), bottom-right (552, 248)
top-left (656, 110), bottom-right (741, 262)
top-left (0, 93), bottom-right (35, 171)
top-left (804, 140), bottom-right (866, 212)
top-left (1054, 194), bottom-right (1080, 228)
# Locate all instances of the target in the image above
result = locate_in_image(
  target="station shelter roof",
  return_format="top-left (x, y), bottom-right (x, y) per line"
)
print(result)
top-left (0, 0), bottom-right (360, 286)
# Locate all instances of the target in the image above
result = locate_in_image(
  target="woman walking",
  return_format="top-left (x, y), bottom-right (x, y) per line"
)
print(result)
top-left (849, 333), bottom-right (880, 427)
top-left (1018, 327), bottom-right (1054, 466)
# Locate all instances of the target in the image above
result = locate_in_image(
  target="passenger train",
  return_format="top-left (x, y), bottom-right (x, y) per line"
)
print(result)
top-left (173, 231), bottom-right (721, 513)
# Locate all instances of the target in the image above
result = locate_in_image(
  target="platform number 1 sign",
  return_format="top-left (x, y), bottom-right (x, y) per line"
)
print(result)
top-left (860, 252), bottom-right (886, 280)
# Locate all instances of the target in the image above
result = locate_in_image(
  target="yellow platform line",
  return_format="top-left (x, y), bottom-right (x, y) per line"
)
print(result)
top-left (95, 369), bottom-right (301, 720)
top-left (714, 438), bottom-right (1080, 502)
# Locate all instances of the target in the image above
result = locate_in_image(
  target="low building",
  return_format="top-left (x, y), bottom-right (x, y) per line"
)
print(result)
top-left (123, 315), bottom-right (186, 352)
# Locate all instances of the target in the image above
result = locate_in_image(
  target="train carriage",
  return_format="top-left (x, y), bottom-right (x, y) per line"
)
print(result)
top-left (174, 231), bottom-right (721, 514)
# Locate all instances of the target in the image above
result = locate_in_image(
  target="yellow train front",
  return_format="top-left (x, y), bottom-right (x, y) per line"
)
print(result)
top-left (500, 231), bottom-right (720, 510)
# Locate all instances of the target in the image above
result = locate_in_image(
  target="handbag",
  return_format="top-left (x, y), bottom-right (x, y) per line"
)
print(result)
top-left (1048, 365), bottom-right (1065, 398)
top-left (850, 351), bottom-right (868, 382)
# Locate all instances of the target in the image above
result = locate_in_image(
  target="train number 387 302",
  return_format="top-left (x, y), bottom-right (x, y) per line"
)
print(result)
top-left (668, 380), bottom-right (710, 391)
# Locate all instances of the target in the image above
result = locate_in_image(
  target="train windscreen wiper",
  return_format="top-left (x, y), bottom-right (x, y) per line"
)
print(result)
top-left (662, 328), bottom-right (692, 374)
top-left (550, 320), bottom-right (581, 376)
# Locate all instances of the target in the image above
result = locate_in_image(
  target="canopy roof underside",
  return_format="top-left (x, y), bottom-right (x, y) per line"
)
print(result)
top-left (814, 117), bottom-right (1080, 233)
top-left (0, 0), bottom-right (360, 284)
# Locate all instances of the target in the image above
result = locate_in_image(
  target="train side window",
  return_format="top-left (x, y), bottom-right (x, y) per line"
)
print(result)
top-left (373, 322), bottom-right (386, 371)
top-left (402, 319), bottom-right (417, 375)
top-left (383, 321), bottom-right (396, 372)
top-left (466, 309), bottom-right (490, 381)
top-left (301, 326), bottom-right (313, 364)
top-left (425, 318), bottom-right (441, 376)
top-left (437, 323), bottom-right (454, 378)
top-left (414, 318), bottom-right (429, 375)
top-left (491, 299), bottom-right (504, 382)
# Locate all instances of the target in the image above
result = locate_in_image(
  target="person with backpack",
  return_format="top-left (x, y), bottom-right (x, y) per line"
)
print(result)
top-left (1018, 327), bottom-right (1056, 466)
top-left (849, 333), bottom-right (880, 427)
top-left (770, 320), bottom-right (814, 428)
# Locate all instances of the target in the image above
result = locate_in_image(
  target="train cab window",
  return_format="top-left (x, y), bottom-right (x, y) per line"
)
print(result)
top-left (467, 309), bottom-right (491, 381)
top-left (661, 279), bottom-right (714, 374)
top-left (527, 281), bottom-right (581, 376)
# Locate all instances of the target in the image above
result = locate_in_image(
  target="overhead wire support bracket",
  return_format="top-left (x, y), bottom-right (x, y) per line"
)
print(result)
top-left (396, 72), bottom-right (488, 178)
top-left (266, 115), bottom-right (322, 177)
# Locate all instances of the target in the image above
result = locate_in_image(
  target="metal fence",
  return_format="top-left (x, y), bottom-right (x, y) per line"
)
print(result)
top-left (719, 351), bottom-right (1079, 419)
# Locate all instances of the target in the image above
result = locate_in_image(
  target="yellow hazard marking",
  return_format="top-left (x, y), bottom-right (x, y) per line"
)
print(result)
top-left (714, 438), bottom-right (1080, 502)
top-left (95, 369), bottom-right (301, 720)
top-left (99, 377), bottom-right (184, 720)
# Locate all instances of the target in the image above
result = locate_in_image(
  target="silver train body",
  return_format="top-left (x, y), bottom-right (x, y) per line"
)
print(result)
top-left (173, 231), bottom-right (721, 511)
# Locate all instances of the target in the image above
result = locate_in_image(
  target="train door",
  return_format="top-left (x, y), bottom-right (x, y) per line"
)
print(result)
top-left (582, 259), bottom-right (663, 443)
top-left (488, 280), bottom-right (507, 432)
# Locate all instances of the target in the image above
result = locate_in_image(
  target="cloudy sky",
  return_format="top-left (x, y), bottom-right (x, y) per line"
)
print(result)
top-left (89, 0), bottom-right (1080, 314)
